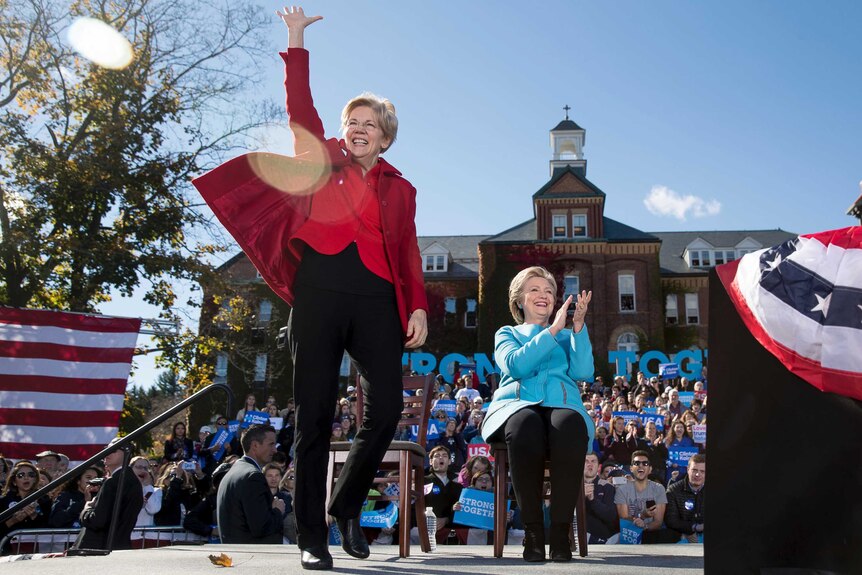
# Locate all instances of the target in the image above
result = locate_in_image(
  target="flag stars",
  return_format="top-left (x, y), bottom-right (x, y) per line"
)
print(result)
top-left (765, 254), bottom-right (783, 272)
top-left (811, 293), bottom-right (832, 318)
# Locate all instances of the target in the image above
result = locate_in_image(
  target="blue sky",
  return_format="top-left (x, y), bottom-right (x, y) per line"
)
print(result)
top-left (103, 0), bottom-right (862, 386)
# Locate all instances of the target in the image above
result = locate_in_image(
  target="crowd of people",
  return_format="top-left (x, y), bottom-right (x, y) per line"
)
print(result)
top-left (1, 361), bottom-right (705, 555)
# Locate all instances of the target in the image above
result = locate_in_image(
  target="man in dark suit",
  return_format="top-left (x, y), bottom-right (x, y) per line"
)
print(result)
top-left (216, 424), bottom-right (284, 545)
top-left (73, 438), bottom-right (143, 551)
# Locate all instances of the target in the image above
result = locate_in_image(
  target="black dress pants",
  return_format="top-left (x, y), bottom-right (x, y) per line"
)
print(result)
top-left (288, 281), bottom-right (404, 549)
top-left (504, 405), bottom-right (589, 525)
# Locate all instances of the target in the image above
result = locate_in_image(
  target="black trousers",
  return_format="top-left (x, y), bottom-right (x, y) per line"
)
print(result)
top-left (288, 282), bottom-right (404, 549)
top-left (504, 405), bottom-right (589, 525)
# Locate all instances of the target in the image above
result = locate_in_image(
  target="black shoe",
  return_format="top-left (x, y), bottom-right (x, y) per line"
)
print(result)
top-left (548, 522), bottom-right (573, 562)
top-left (522, 523), bottom-right (546, 562)
top-left (337, 517), bottom-right (370, 559)
top-left (300, 545), bottom-right (333, 571)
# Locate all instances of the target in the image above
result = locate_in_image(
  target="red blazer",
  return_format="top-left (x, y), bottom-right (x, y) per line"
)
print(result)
top-left (192, 49), bottom-right (427, 334)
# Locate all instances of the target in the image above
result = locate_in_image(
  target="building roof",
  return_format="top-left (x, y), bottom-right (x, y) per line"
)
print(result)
top-left (652, 229), bottom-right (797, 275)
top-left (417, 234), bottom-right (489, 279)
top-left (551, 119), bottom-right (584, 131)
top-left (532, 166), bottom-right (605, 200)
top-left (482, 217), bottom-right (660, 244)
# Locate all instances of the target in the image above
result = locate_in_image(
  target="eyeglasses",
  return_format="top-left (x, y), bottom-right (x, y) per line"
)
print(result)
top-left (217, 421), bottom-right (228, 425)
top-left (286, 475), bottom-right (295, 480)
top-left (16, 471), bottom-right (38, 479)
top-left (631, 461), bottom-right (651, 467)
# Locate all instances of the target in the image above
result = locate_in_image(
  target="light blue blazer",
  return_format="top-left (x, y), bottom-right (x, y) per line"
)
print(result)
top-left (481, 323), bottom-right (596, 450)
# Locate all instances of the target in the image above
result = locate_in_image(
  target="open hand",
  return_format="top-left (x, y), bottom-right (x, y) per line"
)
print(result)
top-left (405, 309), bottom-right (427, 348)
top-left (571, 290), bottom-right (592, 332)
top-left (276, 6), bottom-right (323, 31)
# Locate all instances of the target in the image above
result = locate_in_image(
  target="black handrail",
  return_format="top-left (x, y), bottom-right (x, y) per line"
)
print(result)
top-left (0, 382), bottom-right (234, 540)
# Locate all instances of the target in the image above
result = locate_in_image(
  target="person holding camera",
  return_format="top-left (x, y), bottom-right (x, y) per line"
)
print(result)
top-left (154, 463), bottom-right (200, 526)
top-left (73, 437), bottom-right (144, 551)
top-left (48, 466), bottom-right (103, 528)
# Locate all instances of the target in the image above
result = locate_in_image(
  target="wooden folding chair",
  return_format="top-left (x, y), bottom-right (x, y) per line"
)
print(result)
top-left (491, 441), bottom-right (588, 558)
top-left (326, 374), bottom-right (435, 558)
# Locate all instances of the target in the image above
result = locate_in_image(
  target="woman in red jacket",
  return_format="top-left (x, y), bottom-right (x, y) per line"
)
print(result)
top-left (193, 6), bottom-right (427, 570)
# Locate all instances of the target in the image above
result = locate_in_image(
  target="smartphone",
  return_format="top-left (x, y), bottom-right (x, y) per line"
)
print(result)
top-left (181, 460), bottom-right (196, 471)
top-left (645, 499), bottom-right (656, 508)
top-left (611, 476), bottom-right (626, 486)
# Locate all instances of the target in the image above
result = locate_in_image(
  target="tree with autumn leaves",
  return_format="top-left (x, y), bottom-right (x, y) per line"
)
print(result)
top-left (0, 0), bottom-right (278, 395)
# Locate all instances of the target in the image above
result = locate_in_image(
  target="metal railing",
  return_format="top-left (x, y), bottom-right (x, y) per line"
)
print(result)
top-left (0, 382), bottom-right (233, 554)
top-left (0, 526), bottom-right (207, 556)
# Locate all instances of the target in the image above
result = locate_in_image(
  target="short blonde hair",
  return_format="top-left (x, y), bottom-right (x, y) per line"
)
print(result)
top-left (341, 92), bottom-right (398, 152)
top-left (508, 266), bottom-right (557, 324)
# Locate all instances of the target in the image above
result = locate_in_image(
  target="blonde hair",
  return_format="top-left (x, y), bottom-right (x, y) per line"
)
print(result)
top-left (508, 266), bottom-right (557, 324)
top-left (341, 92), bottom-right (398, 152)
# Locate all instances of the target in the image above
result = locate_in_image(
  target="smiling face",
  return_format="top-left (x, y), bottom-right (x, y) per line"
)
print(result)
top-left (520, 276), bottom-right (556, 325)
top-left (630, 456), bottom-right (651, 482)
top-left (77, 469), bottom-right (98, 493)
top-left (345, 106), bottom-right (391, 170)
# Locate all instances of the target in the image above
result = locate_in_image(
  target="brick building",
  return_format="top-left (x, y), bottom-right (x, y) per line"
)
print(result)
top-left (200, 115), bottom-right (796, 396)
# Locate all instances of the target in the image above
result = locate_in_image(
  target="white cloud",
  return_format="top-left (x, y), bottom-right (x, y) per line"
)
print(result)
top-left (643, 185), bottom-right (721, 221)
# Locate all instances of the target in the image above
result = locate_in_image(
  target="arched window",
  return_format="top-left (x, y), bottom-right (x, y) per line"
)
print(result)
top-left (617, 332), bottom-right (639, 352)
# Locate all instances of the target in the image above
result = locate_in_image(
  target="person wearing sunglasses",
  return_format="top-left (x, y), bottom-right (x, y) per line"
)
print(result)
top-left (0, 461), bottom-right (51, 540)
top-left (613, 451), bottom-right (675, 543)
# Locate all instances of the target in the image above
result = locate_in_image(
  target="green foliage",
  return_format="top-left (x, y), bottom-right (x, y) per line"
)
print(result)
top-left (118, 388), bottom-right (152, 452)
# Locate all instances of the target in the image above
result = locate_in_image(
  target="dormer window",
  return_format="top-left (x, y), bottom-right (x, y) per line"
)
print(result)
top-left (572, 214), bottom-right (587, 237)
top-left (552, 214), bottom-right (567, 238)
top-left (424, 254), bottom-right (447, 272)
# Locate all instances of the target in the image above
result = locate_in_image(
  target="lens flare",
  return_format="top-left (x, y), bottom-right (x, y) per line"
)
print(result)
top-left (67, 17), bottom-right (134, 70)
top-left (248, 125), bottom-right (332, 196)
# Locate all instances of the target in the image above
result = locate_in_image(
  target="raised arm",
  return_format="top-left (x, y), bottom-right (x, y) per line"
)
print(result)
top-left (276, 6), bottom-right (323, 49)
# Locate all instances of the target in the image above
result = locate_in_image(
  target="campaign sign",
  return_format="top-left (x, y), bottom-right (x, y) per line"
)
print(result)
top-left (677, 392), bottom-right (695, 408)
top-left (453, 488), bottom-right (507, 530)
top-left (433, 400), bottom-right (457, 418)
top-left (619, 519), bottom-right (643, 544)
top-left (642, 407), bottom-right (658, 415)
top-left (328, 523), bottom-right (342, 545)
top-left (242, 410), bottom-right (270, 428)
top-left (360, 502), bottom-right (398, 529)
top-left (659, 363), bottom-right (679, 380)
top-left (409, 421), bottom-right (441, 442)
top-left (612, 411), bottom-right (641, 425)
top-left (269, 417), bottom-right (284, 431)
top-left (638, 412), bottom-right (665, 431)
top-left (668, 447), bottom-right (699, 466)
top-left (208, 429), bottom-right (234, 462)
top-left (467, 443), bottom-right (492, 459)
top-left (692, 424), bottom-right (707, 444)
top-left (228, 420), bottom-right (240, 434)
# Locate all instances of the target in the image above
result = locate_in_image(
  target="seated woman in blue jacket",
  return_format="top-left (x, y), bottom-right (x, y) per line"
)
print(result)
top-left (482, 266), bottom-right (594, 563)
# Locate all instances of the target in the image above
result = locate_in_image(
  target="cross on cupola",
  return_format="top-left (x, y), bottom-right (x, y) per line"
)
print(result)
top-left (549, 108), bottom-right (587, 176)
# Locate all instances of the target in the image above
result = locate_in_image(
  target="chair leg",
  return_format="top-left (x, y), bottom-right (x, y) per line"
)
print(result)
top-left (576, 482), bottom-right (588, 557)
top-left (398, 451), bottom-right (410, 558)
top-left (414, 459), bottom-right (431, 552)
top-left (493, 448), bottom-right (508, 558)
top-left (325, 451), bottom-right (336, 513)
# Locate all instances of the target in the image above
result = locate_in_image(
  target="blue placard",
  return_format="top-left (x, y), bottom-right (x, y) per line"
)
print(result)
top-left (359, 502), bottom-right (399, 528)
top-left (328, 523), bottom-right (342, 545)
top-left (677, 392), bottom-right (695, 408)
top-left (619, 519), bottom-right (643, 544)
top-left (453, 488), bottom-right (506, 530)
top-left (433, 400), bottom-right (457, 418)
top-left (409, 421), bottom-right (441, 442)
top-left (612, 411), bottom-right (641, 425)
top-left (228, 420), bottom-right (240, 434)
top-left (659, 363), bottom-right (679, 380)
top-left (242, 410), bottom-right (270, 428)
top-left (668, 447), bottom-right (699, 466)
top-left (641, 407), bottom-right (658, 415)
top-left (638, 412), bottom-right (665, 431)
top-left (208, 429), bottom-right (235, 462)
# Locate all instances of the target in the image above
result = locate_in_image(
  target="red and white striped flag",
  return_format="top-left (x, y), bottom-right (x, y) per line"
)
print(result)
top-left (716, 226), bottom-right (862, 401)
top-left (0, 308), bottom-right (141, 461)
